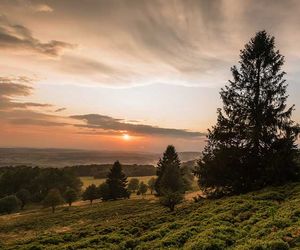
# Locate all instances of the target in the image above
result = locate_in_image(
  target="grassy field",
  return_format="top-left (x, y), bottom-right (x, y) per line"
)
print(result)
top-left (80, 176), bottom-right (156, 189)
top-left (1, 183), bottom-right (300, 249)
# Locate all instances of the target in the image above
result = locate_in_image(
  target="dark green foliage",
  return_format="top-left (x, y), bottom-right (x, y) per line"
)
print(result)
top-left (138, 182), bottom-right (148, 196)
top-left (159, 191), bottom-right (184, 212)
top-left (63, 187), bottom-right (78, 206)
top-left (16, 188), bottom-right (31, 209)
top-left (147, 177), bottom-right (156, 194)
top-left (127, 178), bottom-right (139, 193)
top-left (0, 195), bottom-right (21, 214)
top-left (82, 184), bottom-right (99, 204)
top-left (66, 164), bottom-right (156, 178)
top-left (98, 182), bottom-right (110, 200)
top-left (155, 145), bottom-right (184, 195)
top-left (156, 145), bottom-right (185, 211)
top-left (3, 183), bottom-right (300, 249)
top-left (104, 161), bottom-right (129, 200)
top-left (43, 188), bottom-right (64, 213)
top-left (194, 31), bottom-right (300, 196)
top-left (0, 166), bottom-right (82, 202)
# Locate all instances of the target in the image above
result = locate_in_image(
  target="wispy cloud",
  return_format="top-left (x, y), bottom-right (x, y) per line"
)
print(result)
top-left (0, 77), bottom-right (51, 110)
top-left (71, 114), bottom-right (205, 138)
top-left (0, 77), bottom-right (204, 138)
top-left (0, 16), bottom-right (75, 57)
top-left (55, 107), bottom-right (66, 113)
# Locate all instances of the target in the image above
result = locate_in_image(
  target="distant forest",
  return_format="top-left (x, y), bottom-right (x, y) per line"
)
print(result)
top-left (65, 164), bottom-right (156, 178)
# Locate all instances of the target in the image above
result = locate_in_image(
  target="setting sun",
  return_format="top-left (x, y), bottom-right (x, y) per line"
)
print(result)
top-left (122, 134), bottom-right (130, 141)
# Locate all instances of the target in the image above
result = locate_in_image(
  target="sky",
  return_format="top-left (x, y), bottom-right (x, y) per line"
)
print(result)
top-left (1, 0), bottom-right (300, 152)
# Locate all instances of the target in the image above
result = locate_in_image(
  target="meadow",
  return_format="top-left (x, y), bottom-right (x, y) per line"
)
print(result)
top-left (1, 182), bottom-right (300, 249)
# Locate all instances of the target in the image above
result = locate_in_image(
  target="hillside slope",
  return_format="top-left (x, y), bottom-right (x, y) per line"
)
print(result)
top-left (1, 183), bottom-right (300, 249)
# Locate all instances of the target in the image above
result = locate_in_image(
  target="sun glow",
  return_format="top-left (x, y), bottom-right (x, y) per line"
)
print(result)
top-left (122, 133), bottom-right (131, 141)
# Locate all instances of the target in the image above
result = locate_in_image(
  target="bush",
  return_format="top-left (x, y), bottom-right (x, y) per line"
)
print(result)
top-left (82, 184), bottom-right (99, 204)
top-left (128, 178), bottom-right (139, 193)
top-left (250, 240), bottom-right (290, 250)
top-left (159, 191), bottom-right (184, 212)
top-left (64, 187), bottom-right (78, 206)
top-left (43, 188), bottom-right (64, 213)
top-left (0, 195), bottom-right (21, 214)
top-left (138, 182), bottom-right (148, 196)
top-left (253, 191), bottom-right (285, 202)
top-left (16, 188), bottom-right (31, 209)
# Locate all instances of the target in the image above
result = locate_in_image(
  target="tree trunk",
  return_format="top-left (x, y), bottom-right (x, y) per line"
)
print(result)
top-left (169, 204), bottom-right (175, 212)
top-left (52, 206), bottom-right (55, 213)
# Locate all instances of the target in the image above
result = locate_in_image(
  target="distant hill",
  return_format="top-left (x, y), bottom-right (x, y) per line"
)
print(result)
top-left (0, 148), bottom-right (201, 167)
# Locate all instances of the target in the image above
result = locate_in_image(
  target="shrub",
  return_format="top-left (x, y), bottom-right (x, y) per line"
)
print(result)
top-left (43, 188), bottom-right (64, 213)
top-left (128, 178), bottom-right (139, 193)
top-left (64, 187), bottom-right (78, 206)
top-left (138, 182), bottom-right (148, 196)
top-left (160, 191), bottom-right (184, 212)
top-left (0, 195), bottom-right (21, 214)
top-left (16, 188), bottom-right (31, 209)
top-left (82, 184), bottom-right (99, 204)
top-left (253, 191), bottom-right (285, 202)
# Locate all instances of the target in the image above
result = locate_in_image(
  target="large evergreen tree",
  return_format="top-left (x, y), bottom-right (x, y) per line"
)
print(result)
top-left (194, 31), bottom-right (300, 196)
top-left (156, 145), bottom-right (185, 211)
top-left (105, 161), bottom-right (129, 200)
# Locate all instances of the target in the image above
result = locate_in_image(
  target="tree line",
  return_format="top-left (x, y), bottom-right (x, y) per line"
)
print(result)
top-left (65, 163), bottom-right (156, 178)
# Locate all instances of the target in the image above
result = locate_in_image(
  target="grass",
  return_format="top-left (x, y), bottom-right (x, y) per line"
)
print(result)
top-left (80, 176), bottom-right (156, 189)
top-left (1, 183), bottom-right (300, 249)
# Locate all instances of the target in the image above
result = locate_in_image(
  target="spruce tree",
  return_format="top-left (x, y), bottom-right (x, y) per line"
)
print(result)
top-left (194, 31), bottom-right (300, 196)
top-left (106, 161), bottom-right (129, 200)
top-left (82, 184), bottom-right (98, 204)
top-left (156, 145), bottom-right (185, 211)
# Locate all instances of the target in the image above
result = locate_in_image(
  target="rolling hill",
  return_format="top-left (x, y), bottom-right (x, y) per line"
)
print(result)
top-left (0, 148), bottom-right (201, 168)
top-left (1, 183), bottom-right (300, 249)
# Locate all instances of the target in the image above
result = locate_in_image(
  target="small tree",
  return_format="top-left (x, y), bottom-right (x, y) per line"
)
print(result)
top-left (64, 187), bottom-right (78, 206)
top-left (16, 189), bottom-right (31, 210)
top-left (106, 161), bottom-right (129, 200)
top-left (0, 195), bottom-right (21, 214)
top-left (82, 184), bottom-right (99, 204)
top-left (147, 177), bottom-right (156, 195)
top-left (160, 192), bottom-right (184, 212)
top-left (98, 182), bottom-right (110, 201)
top-left (138, 182), bottom-right (148, 196)
top-left (128, 178), bottom-right (140, 193)
top-left (156, 145), bottom-right (185, 211)
top-left (43, 188), bottom-right (64, 213)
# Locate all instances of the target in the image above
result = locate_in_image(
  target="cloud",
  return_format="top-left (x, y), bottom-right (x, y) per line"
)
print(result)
top-left (0, 16), bottom-right (74, 57)
top-left (33, 4), bottom-right (53, 12)
top-left (0, 77), bottom-right (52, 110)
top-left (0, 0), bottom-right (53, 13)
top-left (0, 77), bottom-right (66, 127)
top-left (1, 0), bottom-right (300, 88)
top-left (70, 114), bottom-right (205, 138)
top-left (55, 107), bottom-right (66, 112)
top-left (0, 76), bottom-right (204, 139)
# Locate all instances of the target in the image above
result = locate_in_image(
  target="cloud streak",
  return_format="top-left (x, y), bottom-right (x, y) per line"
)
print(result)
top-left (0, 16), bottom-right (74, 57)
top-left (0, 77), bottom-right (204, 138)
top-left (70, 114), bottom-right (204, 138)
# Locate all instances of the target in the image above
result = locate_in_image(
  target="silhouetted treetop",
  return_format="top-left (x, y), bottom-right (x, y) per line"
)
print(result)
top-left (195, 31), bottom-right (300, 196)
